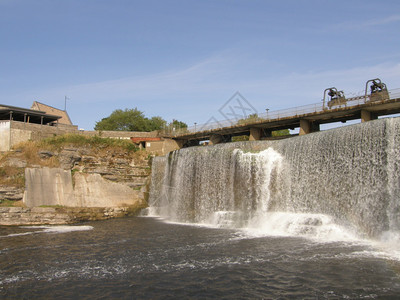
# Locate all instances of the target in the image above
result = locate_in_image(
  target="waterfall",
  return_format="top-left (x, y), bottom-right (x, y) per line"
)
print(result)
top-left (148, 117), bottom-right (400, 241)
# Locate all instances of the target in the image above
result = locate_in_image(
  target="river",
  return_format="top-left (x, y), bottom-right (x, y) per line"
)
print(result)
top-left (1, 217), bottom-right (400, 299)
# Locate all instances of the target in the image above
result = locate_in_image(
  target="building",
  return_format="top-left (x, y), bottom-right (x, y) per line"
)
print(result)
top-left (31, 101), bottom-right (73, 126)
top-left (0, 103), bottom-right (77, 151)
top-left (0, 102), bottom-right (181, 154)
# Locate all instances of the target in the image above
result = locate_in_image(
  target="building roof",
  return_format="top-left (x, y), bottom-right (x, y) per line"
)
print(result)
top-left (31, 101), bottom-right (73, 125)
top-left (0, 104), bottom-right (61, 124)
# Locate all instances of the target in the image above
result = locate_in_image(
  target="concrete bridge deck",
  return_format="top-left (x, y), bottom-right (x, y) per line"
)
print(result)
top-left (165, 88), bottom-right (400, 146)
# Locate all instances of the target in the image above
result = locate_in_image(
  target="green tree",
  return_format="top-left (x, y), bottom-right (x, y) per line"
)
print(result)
top-left (232, 135), bottom-right (249, 142)
top-left (272, 129), bottom-right (290, 137)
top-left (148, 116), bottom-right (167, 131)
top-left (94, 108), bottom-right (167, 132)
top-left (237, 113), bottom-right (261, 125)
top-left (169, 119), bottom-right (188, 130)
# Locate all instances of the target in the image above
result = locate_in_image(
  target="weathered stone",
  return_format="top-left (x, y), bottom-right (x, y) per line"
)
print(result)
top-left (87, 166), bottom-right (114, 175)
top-left (1, 144), bottom-right (151, 225)
top-left (38, 150), bottom-right (55, 159)
top-left (1, 157), bottom-right (27, 168)
top-left (59, 150), bottom-right (81, 169)
top-left (81, 155), bottom-right (96, 163)
top-left (73, 173), bottom-right (144, 207)
top-left (0, 185), bottom-right (24, 201)
top-left (102, 175), bottom-right (119, 181)
top-left (0, 206), bottom-right (143, 225)
top-left (24, 167), bottom-right (74, 207)
top-left (114, 158), bottom-right (129, 165)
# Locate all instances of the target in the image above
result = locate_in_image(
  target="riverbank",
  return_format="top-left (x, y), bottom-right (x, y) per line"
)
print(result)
top-left (0, 205), bottom-right (145, 226)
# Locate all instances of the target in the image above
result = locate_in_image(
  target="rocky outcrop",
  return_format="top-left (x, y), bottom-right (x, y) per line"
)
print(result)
top-left (0, 206), bottom-right (143, 226)
top-left (0, 185), bottom-right (24, 202)
top-left (1, 144), bottom-right (152, 224)
top-left (72, 172), bottom-right (145, 207)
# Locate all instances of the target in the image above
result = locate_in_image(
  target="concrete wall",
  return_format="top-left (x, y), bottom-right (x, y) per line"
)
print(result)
top-left (24, 167), bottom-right (144, 208)
top-left (0, 121), bottom-right (79, 151)
top-left (10, 128), bottom-right (33, 147)
top-left (24, 168), bottom-right (75, 207)
top-left (82, 130), bottom-right (158, 138)
top-left (0, 121), bottom-right (10, 151)
top-left (162, 138), bottom-right (183, 154)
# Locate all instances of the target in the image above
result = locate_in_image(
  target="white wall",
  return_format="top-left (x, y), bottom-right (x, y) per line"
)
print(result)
top-left (0, 121), bottom-right (10, 151)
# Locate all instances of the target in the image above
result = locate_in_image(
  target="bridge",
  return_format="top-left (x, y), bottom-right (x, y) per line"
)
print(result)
top-left (162, 79), bottom-right (400, 147)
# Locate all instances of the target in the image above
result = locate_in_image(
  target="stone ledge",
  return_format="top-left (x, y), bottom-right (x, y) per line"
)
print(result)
top-left (0, 205), bottom-right (146, 226)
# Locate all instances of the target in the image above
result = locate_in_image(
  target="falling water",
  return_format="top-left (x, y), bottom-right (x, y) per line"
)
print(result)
top-left (148, 117), bottom-right (400, 242)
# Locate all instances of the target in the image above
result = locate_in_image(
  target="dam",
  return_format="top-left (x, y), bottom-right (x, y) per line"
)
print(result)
top-left (148, 116), bottom-right (400, 241)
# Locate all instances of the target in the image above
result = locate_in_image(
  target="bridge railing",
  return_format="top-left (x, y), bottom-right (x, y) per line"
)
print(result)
top-left (162, 88), bottom-right (400, 137)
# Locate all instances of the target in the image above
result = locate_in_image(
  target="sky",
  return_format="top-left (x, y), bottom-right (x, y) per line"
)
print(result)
top-left (1, 0), bottom-right (400, 130)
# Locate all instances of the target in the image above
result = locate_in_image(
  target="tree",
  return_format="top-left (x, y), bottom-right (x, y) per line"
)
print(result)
top-left (237, 113), bottom-right (261, 125)
top-left (272, 129), bottom-right (290, 137)
top-left (94, 108), bottom-right (166, 132)
top-left (148, 116), bottom-right (167, 132)
top-left (169, 119), bottom-right (188, 130)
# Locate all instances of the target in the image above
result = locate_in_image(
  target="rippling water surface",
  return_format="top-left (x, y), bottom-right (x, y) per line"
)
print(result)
top-left (1, 217), bottom-right (400, 299)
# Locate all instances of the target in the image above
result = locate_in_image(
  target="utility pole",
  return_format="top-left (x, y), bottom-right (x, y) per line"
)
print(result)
top-left (64, 96), bottom-right (70, 111)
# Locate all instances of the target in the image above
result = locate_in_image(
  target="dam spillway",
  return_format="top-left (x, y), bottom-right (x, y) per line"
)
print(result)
top-left (148, 117), bottom-right (400, 241)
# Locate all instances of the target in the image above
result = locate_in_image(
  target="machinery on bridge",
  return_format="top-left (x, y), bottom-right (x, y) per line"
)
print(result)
top-left (323, 87), bottom-right (347, 109)
top-left (365, 78), bottom-right (389, 103)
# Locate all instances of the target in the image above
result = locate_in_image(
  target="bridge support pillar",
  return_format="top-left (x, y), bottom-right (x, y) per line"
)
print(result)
top-left (299, 119), bottom-right (320, 136)
top-left (249, 128), bottom-right (263, 141)
top-left (361, 110), bottom-right (377, 122)
top-left (210, 134), bottom-right (223, 145)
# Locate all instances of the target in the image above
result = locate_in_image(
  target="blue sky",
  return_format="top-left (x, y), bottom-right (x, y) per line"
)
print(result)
top-left (1, 0), bottom-right (400, 130)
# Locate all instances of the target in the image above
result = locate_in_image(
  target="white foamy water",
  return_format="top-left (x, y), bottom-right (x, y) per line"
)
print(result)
top-left (1, 225), bottom-right (93, 238)
top-left (148, 117), bottom-right (400, 252)
top-left (243, 212), bottom-right (359, 242)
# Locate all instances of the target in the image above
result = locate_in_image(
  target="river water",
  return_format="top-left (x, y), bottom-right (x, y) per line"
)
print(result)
top-left (1, 217), bottom-right (400, 299)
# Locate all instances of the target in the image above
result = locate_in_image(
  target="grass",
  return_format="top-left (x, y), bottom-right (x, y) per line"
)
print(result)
top-left (0, 199), bottom-right (25, 207)
top-left (0, 166), bottom-right (25, 187)
top-left (39, 134), bottom-right (138, 152)
top-left (6, 134), bottom-right (140, 169)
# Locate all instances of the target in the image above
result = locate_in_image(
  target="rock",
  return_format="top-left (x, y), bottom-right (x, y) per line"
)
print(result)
top-left (38, 150), bottom-right (55, 159)
top-left (81, 155), bottom-right (96, 163)
top-left (0, 206), bottom-right (143, 225)
top-left (87, 166), bottom-right (114, 175)
top-left (102, 175), bottom-right (119, 181)
top-left (0, 185), bottom-right (24, 201)
top-left (59, 150), bottom-right (81, 169)
top-left (114, 158), bottom-right (129, 165)
top-left (1, 157), bottom-right (27, 168)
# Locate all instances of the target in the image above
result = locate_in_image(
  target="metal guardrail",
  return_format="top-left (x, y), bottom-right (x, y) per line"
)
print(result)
top-left (162, 88), bottom-right (400, 137)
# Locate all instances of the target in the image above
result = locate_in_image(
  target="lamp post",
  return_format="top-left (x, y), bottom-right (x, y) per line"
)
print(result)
top-left (64, 96), bottom-right (70, 111)
top-left (194, 122), bottom-right (197, 132)
top-left (265, 108), bottom-right (269, 119)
